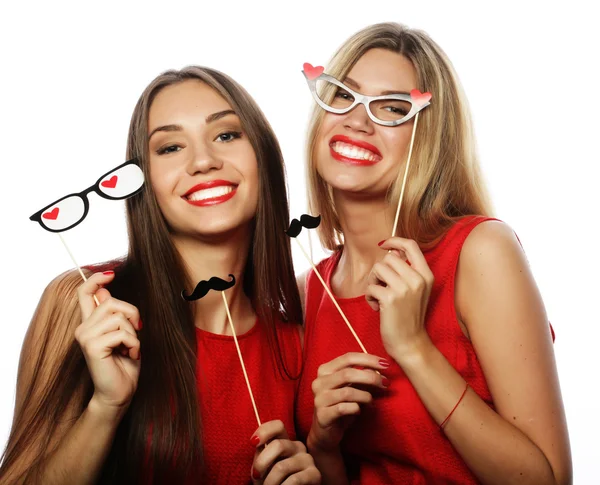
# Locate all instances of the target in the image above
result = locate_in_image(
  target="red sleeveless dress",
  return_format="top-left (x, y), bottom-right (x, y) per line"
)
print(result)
top-left (295, 216), bottom-right (555, 484)
top-left (144, 318), bottom-right (302, 484)
top-left (195, 319), bottom-right (302, 483)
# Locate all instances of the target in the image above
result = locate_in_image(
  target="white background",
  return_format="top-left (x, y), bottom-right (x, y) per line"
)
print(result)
top-left (1, 1), bottom-right (598, 482)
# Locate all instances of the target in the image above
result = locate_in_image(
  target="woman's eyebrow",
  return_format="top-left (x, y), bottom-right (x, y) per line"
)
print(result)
top-left (148, 124), bottom-right (182, 140)
top-left (344, 77), bottom-right (409, 96)
top-left (148, 110), bottom-right (238, 140)
top-left (206, 109), bottom-right (237, 124)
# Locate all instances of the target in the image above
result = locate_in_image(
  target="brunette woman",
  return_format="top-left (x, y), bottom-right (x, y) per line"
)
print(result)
top-left (1, 67), bottom-right (320, 485)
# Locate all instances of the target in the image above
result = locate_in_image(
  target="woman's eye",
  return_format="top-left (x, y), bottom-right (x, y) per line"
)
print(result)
top-left (335, 90), bottom-right (354, 101)
top-left (385, 106), bottom-right (408, 115)
top-left (156, 145), bottom-right (181, 155)
top-left (216, 131), bottom-right (242, 143)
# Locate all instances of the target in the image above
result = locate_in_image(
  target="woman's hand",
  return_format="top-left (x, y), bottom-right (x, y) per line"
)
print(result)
top-left (307, 353), bottom-right (389, 453)
top-left (250, 420), bottom-right (321, 484)
top-left (365, 238), bottom-right (435, 364)
top-left (75, 271), bottom-right (142, 416)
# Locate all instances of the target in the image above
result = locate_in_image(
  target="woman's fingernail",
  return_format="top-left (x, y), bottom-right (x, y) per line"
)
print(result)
top-left (250, 435), bottom-right (260, 446)
top-left (252, 467), bottom-right (261, 479)
top-left (379, 359), bottom-right (390, 368)
top-left (103, 270), bottom-right (114, 275)
top-left (381, 376), bottom-right (390, 387)
top-left (377, 240), bottom-right (385, 246)
top-left (137, 351), bottom-right (141, 360)
top-left (138, 319), bottom-right (143, 330)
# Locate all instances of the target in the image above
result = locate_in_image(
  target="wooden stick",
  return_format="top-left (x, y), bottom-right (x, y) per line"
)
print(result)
top-left (391, 112), bottom-right (420, 238)
top-left (221, 291), bottom-right (261, 426)
top-left (293, 238), bottom-right (367, 353)
top-left (58, 233), bottom-right (99, 306)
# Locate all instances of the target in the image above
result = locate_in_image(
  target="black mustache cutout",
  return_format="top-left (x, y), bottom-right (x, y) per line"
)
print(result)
top-left (285, 214), bottom-right (322, 238)
top-left (181, 274), bottom-right (236, 301)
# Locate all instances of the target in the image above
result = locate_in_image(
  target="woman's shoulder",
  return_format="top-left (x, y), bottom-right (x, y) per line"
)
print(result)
top-left (309, 251), bottom-right (340, 282)
top-left (460, 218), bottom-right (521, 264)
top-left (296, 251), bottom-right (339, 316)
top-left (426, 215), bottom-right (507, 253)
top-left (42, 269), bottom-right (87, 302)
top-left (456, 219), bottom-right (531, 318)
top-left (40, 259), bottom-right (125, 307)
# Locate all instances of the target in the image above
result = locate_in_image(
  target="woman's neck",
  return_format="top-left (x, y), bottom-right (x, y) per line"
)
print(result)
top-left (173, 227), bottom-right (255, 335)
top-left (332, 191), bottom-right (396, 297)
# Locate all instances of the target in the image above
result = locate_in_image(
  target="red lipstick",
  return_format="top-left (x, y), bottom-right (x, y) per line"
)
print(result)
top-left (183, 180), bottom-right (237, 207)
top-left (329, 135), bottom-right (382, 166)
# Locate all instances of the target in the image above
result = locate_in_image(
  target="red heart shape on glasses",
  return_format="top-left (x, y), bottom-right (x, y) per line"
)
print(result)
top-left (303, 63), bottom-right (324, 80)
top-left (42, 207), bottom-right (59, 220)
top-left (410, 89), bottom-right (432, 107)
top-left (101, 175), bottom-right (118, 189)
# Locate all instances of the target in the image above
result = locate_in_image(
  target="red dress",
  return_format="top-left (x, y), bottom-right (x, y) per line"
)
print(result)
top-left (296, 216), bottom-right (555, 484)
top-left (195, 319), bottom-right (302, 483)
top-left (145, 318), bottom-right (302, 484)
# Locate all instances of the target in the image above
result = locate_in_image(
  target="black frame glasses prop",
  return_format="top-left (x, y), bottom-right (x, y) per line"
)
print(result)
top-left (30, 159), bottom-right (144, 233)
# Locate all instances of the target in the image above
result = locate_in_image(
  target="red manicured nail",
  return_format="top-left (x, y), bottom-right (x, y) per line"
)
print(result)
top-left (103, 270), bottom-right (114, 275)
top-left (252, 467), bottom-right (261, 479)
top-left (379, 359), bottom-right (390, 368)
top-left (250, 435), bottom-right (260, 446)
top-left (137, 351), bottom-right (141, 360)
top-left (377, 240), bottom-right (385, 246)
top-left (138, 319), bottom-right (143, 330)
top-left (381, 376), bottom-right (390, 387)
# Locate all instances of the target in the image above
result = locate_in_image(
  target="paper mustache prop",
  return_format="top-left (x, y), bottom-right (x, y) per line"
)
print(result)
top-left (182, 274), bottom-right (236, 301)
top-left (285, 214), bottom-right (322, 238)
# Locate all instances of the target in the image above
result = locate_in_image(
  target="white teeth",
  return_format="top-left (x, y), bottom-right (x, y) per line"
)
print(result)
top-left (187, 186), bottom-right (234, 201)
top-left (332, 142), bottom-right (378, 161)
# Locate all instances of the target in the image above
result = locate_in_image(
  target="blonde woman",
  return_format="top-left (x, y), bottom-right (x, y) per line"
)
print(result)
top-left (295, 23), bottom-right (571, 485)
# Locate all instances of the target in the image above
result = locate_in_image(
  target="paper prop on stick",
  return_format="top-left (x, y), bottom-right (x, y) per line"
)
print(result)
top-left (285, 214), bottom-right (322, 238)
top-left (29, 159), bottom-right (145, 304)
top-left (302, 62), bottom-right (433, 239)
top-left (302, 62), bottom-right (430, 127)
top-left (30, 159), bottom-right (144, 232)
top-left (286, 214), bottom-right (367, 353)
top-left (182, 274), bottom-right (262, 426)
top-left (181, 274), bottom-right (236, 301)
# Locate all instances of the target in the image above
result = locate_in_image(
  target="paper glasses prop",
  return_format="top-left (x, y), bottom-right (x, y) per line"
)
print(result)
top-left (182, 274), bottom-right (262, 426)
top-left (29, 159), bottom-right (145, 303)
top-left (30, 159), bottom-right (144, 232)
top-left (302, 62), bottom-right (431, 127)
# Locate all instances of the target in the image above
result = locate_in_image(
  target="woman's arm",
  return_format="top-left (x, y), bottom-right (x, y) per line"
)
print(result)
top-left (30, 398), bottom-right (125, 485)
top-left (371, 221), bottom-right (571, 485)
top-left (306, 440), bottom-right (348, 485)
top-left (0, 271), bottom-right (140, 485)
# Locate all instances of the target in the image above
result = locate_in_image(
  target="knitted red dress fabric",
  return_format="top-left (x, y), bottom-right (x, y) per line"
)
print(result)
top-left (296, 216), bottom-right (554, 484)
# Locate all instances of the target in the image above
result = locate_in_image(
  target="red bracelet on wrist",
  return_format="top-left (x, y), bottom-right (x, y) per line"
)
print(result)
top-left (439, 382), bottom-right (469, 431)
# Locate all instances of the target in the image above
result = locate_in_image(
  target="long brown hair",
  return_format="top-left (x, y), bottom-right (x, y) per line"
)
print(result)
top-left (0, 66), bottom-right (301, 484)
top-left (306, 23), bottom-right (494, 249)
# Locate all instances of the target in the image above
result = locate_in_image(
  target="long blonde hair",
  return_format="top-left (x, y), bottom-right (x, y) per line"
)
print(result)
top-left (306, 22), bottom-right (493, 250)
